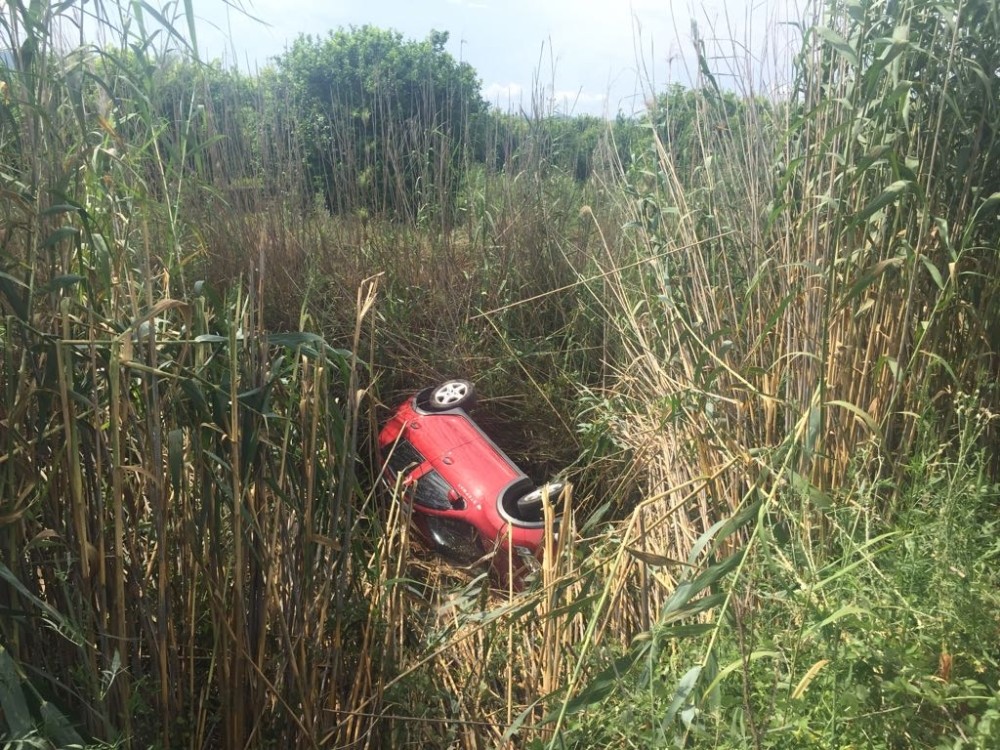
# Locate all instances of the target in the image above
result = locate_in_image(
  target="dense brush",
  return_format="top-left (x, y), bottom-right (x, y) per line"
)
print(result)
top-left (0, 0), bottom-right (997, 748)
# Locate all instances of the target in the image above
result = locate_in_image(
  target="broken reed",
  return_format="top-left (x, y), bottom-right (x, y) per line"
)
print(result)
top-left (480, 3), bottom-right (1000, 741)
top-left (3, 267), bottom-right (393, 749)
top-left (0, 5), bottom-right (588, 747)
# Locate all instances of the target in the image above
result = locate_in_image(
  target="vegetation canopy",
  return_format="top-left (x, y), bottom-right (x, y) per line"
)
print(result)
top-left (275, 26), bottom-right (487, 220)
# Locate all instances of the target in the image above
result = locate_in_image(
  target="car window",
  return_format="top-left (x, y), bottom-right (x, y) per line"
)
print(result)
top-left (411, 469), bottom-right (452, 510)
top-left (425, 517), bottom-right (482, 564)
top-left (385, 438), bottom-right (425, 477)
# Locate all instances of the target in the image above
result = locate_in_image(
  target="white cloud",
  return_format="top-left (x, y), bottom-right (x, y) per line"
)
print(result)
top-left (483, 81), bottom-right (525, 108)
top-left (551, 89), bottom-right (608, 116)
top-left (185, 0), bottom-right (801, 114)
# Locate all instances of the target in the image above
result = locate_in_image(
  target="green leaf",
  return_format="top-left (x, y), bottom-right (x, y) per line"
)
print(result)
top-left (921, 256), bottom-right (944, 290)
top-left (804, 403), bottom-right (822, 460)
top-left (499, 701), bottom-right (541, 745)
top-left (878, 355), bottom-right (900, 383)
top-left (557, 651), bottom-right (641, 717)
top-left (0, 271), bottom-right (30, 321)
top-left (663, 665), bottom-right (702, 728)
top-left (265, 331), bottom-right (326, 348)
top-left (686, 517), bottom-right (728, 566)
top-left (787, 469), bottom-right (833, 510)
top-left (704, 649), bottom-right (721, 711)
top-left (581, 501), bottom-right (611, 533)
top-left (40, 274), bottom-right (85, 294)
top-left (856, 180), bottom-right (913, 224)
top-left (707, 497), bottom-right (763, 557)
top-left (0, 562), bottom-right (81, 645)
top-left (0, 270), bottom-right (28, 290)
top-left (89, 232), bottom-right (113, 289)
top-left (653, 622), bottom-right (716, 641)
top-left (816, 27), bottom-right (859, 67)
top-left (701, 651), bottom-right (780, 701)
top-left (626, 547), bottom-right (692, 568)
top-left (40, 226), bottom-right (78, 249)
top-left (182, 0), bottom-right (198, 59)
top-left (678, 592), bottom-right (727, 620)
top-left (918, 350), bottom-right (957, 384)
top-left (813, 532), bottom-right (900, 591)
top-left (661, 549), bottom-right (745, 619)
top-left (41, 203), bottom-right (84, 217)
top-left (136, 0), bottom-right (194, 54)
top-left (978, 192), bottom-right (1000, 212)
top-left (805, 604), bottom-right (868, 637)
top-left (825, 399), bottom-right (880, 437)
top-left (179, 377), bottom-right (210, 415)
top-left (838, 257), bottom-right (904, 310)
top-left (39, 699), bottom-right (84, 747)
top-left (544, 593), bottom-right (602, 620)
top-left (0, 645), bottom-right (33, 739)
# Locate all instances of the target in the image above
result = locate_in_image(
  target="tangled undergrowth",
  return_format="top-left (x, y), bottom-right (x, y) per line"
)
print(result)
top-left (1, 0), bottom-right (998, 747)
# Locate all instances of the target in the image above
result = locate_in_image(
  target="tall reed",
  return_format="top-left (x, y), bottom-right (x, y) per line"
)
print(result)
top-left (582, 0), bottom-right (999, 568)
top-left (2, 0), bottom-right (997, 747)
top-left (549, 0), bottom-right (1000, 742)
top-left (0, 4), bottom-right (398, 748)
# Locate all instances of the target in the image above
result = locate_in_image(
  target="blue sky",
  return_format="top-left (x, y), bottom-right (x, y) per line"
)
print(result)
top-left (190, 0), bottom-right (799, 116)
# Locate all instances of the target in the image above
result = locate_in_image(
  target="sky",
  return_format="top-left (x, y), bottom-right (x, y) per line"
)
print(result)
top-left (166, 0), bottom-right (801, 116)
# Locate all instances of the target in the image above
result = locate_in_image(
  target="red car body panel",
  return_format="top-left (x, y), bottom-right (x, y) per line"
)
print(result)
top-left (378, 387), bottom-right (548, 586)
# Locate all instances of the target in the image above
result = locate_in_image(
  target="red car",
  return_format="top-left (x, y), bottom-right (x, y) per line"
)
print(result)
top-left (378, 380), bottom-right (565, 587)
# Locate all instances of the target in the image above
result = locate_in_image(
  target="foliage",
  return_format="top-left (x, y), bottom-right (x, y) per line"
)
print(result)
top-left (647, 83), bottom-right (757, 178)
top-left (551, 0), bottom-right (1000, 744)
top-left (1, 0), bottom-right (998, 747)
top-left (481, 112), bottom-right (614, 181)
top-left (274, 26), bottom-right (486, 221)
top-left (0, 3), bottom-right (377, 748)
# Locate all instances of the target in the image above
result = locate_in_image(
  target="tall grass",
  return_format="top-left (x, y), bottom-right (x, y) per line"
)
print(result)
top-left (573, 0), bottom-right (999, 569)
top-left (0, 4), bottom-right (398, 748)
top-left (551, 0), bottom-right (1000, 743)
top-left (1, 0), bottom-right (998, 747)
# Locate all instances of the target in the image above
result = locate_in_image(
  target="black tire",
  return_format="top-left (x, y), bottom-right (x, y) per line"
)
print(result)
top-left (515, 482), bottom-right (567, 521)
top-left (427, 379), bottom-right (477, 412)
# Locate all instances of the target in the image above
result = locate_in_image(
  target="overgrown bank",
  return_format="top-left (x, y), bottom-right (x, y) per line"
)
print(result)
top-left (0, 0), bottom-right (998, 748)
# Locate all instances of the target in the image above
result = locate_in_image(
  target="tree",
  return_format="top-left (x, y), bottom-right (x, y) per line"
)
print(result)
top-left (275, 26), bottom-right (487, 220)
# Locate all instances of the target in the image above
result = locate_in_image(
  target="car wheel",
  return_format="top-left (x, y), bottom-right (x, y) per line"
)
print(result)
top-left (516, 482), bottom-right (566, 520)
top-left (427, 379), bottom-right (477, 411)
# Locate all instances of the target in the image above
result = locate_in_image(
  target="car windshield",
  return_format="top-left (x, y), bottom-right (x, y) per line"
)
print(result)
top-left (384, 438), bottom-right (424, 476)
top-left (425, 517), bottom-right (482, 564)
top-left (410, 469), bottom-right (452, 510)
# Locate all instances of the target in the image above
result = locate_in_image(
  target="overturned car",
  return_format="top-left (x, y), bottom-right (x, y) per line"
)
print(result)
top-left (378, 380), bottom-right (566, 586)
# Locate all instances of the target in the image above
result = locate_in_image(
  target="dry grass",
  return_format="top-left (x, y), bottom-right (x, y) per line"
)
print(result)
top-left (2, 0), bottom-right (998, 747)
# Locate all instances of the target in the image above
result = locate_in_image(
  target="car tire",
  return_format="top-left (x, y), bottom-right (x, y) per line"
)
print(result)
top-left (516, 482), bottom-right (566, 520)
top-left (427, 379), bottom-right (477, 411)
